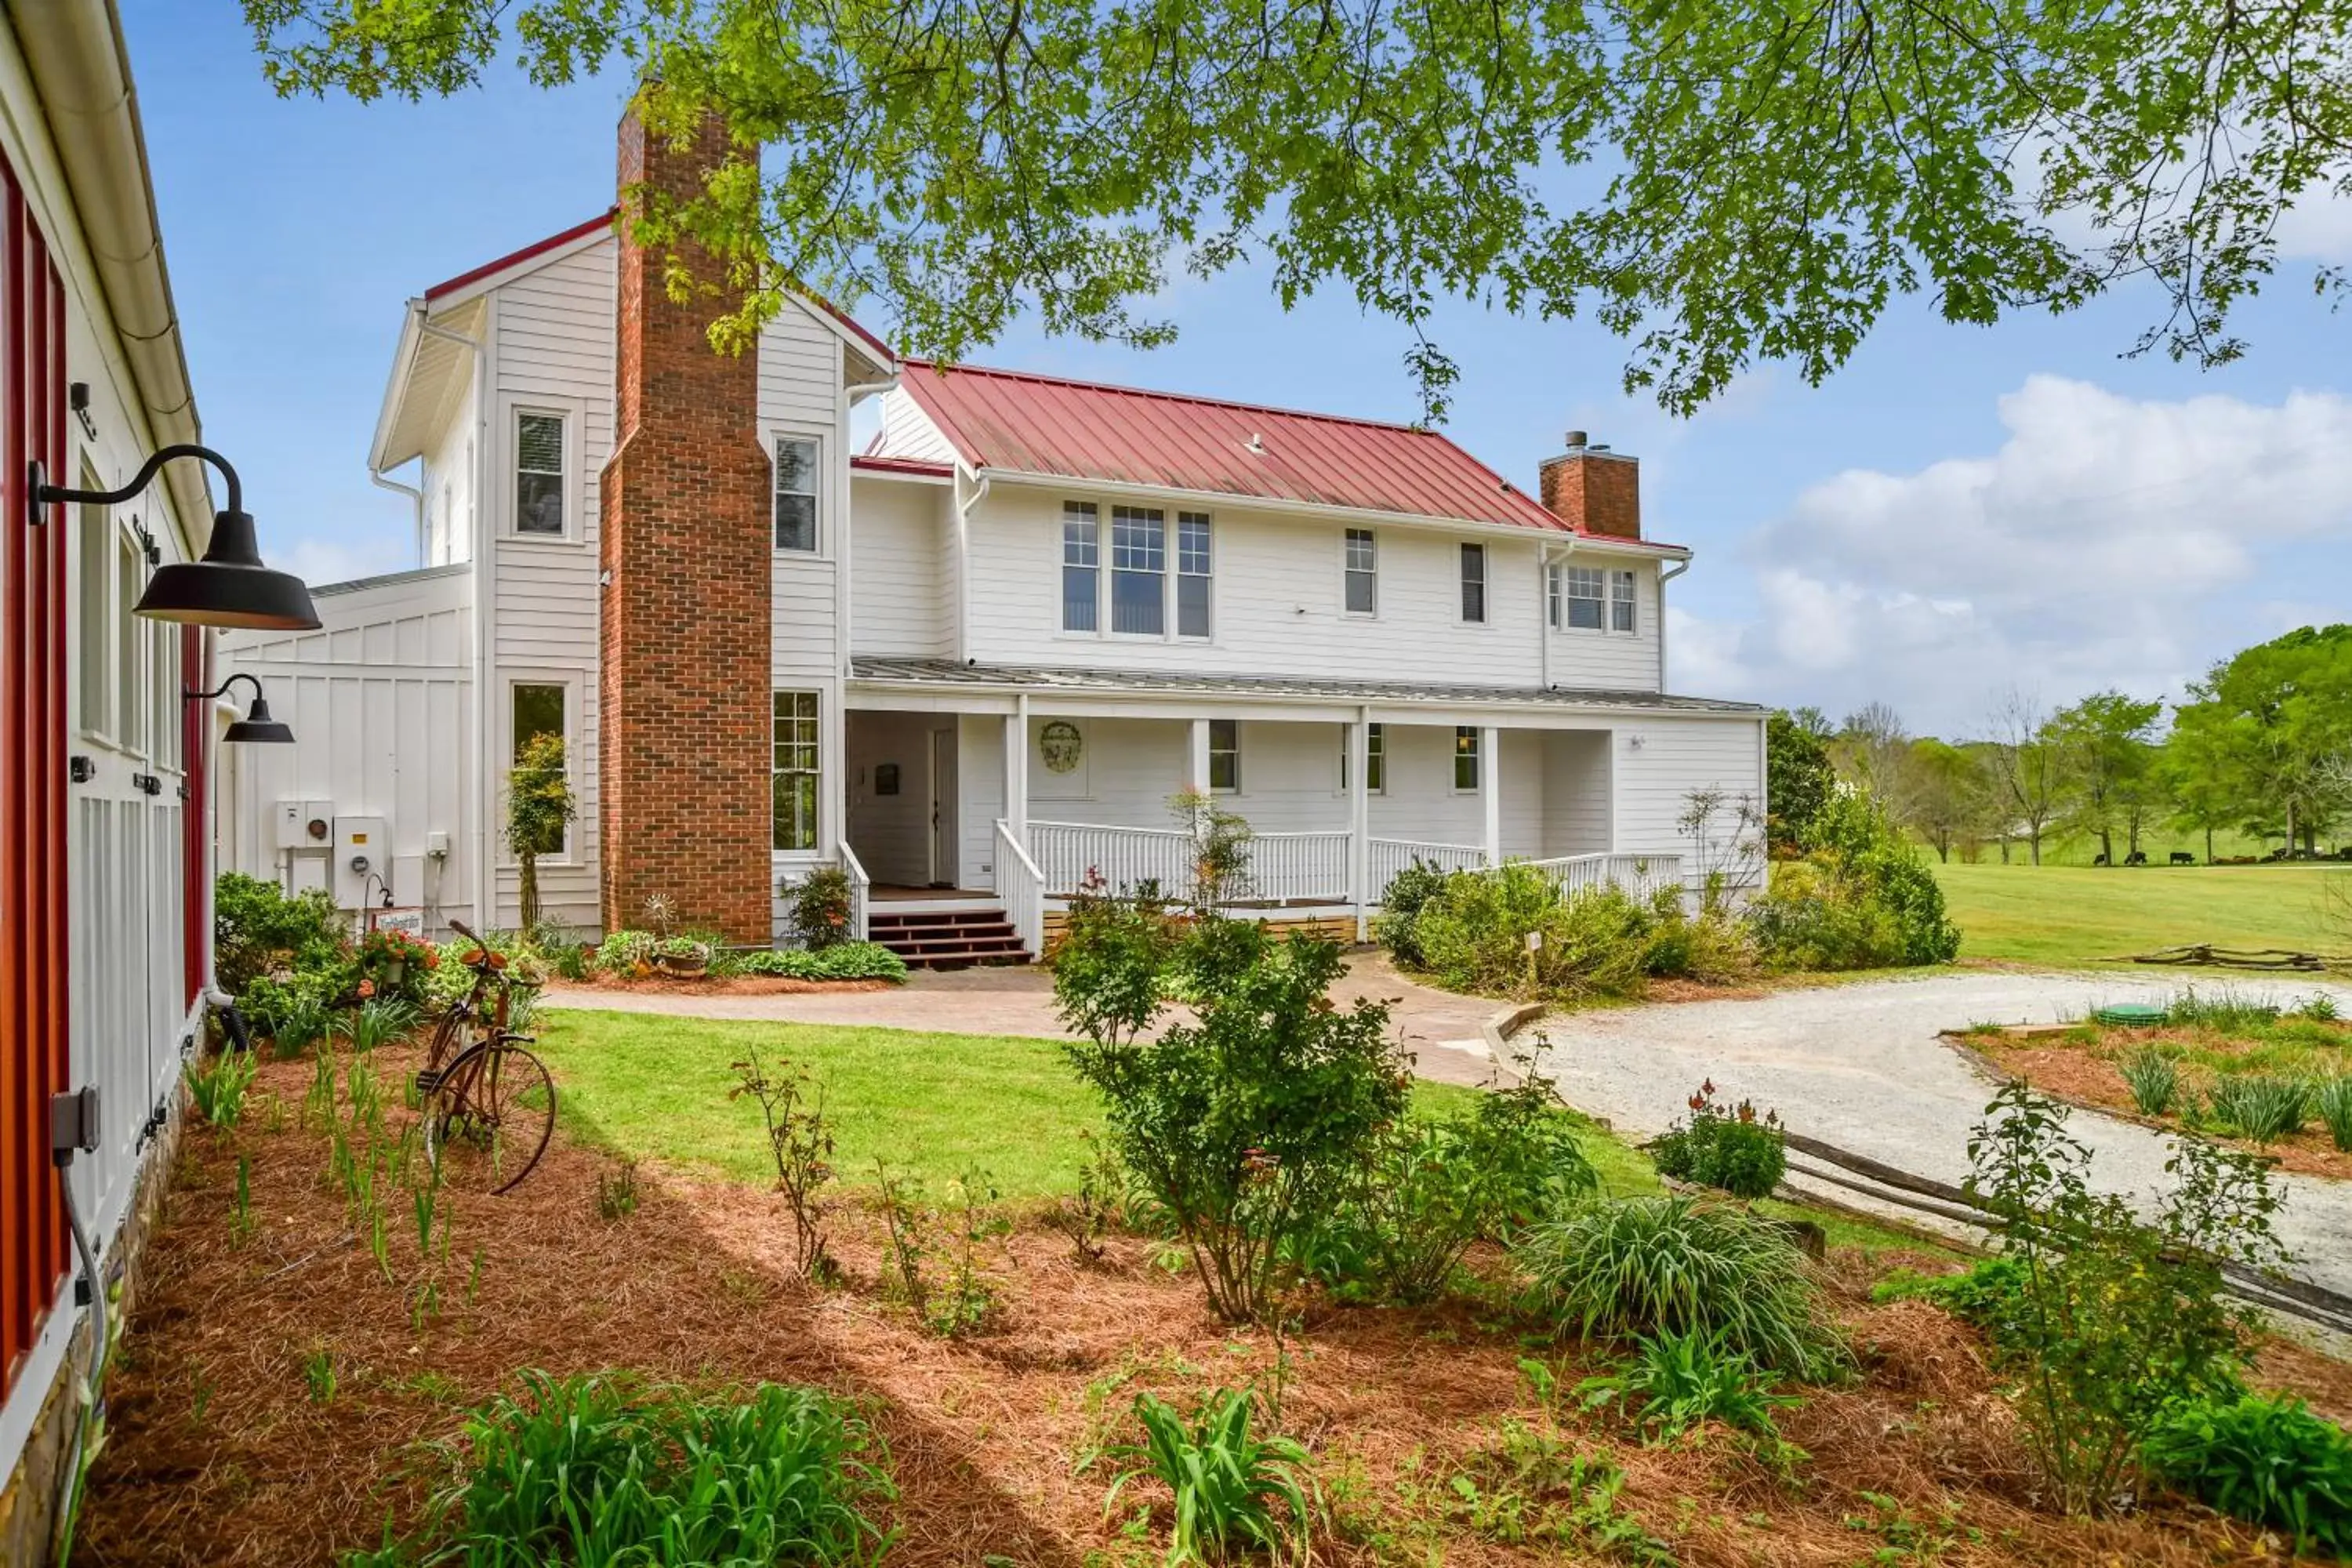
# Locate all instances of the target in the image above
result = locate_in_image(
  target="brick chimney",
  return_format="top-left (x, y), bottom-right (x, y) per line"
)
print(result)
top-left (599, 106), bottom-right (773, 942)
top-left (1537, 430), bottom-right (1641, 539)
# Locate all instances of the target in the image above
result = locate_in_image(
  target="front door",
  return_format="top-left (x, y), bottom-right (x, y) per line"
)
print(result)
top-left (927, 727), bottom-right (957, 888)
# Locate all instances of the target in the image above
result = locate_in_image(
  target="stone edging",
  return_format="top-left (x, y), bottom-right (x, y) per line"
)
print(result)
top-left (1483, 1000), bottom-right (1547, 1062)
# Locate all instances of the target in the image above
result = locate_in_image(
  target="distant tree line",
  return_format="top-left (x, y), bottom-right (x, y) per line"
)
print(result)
top-left (1766, 626), bottom-right (2352, 866)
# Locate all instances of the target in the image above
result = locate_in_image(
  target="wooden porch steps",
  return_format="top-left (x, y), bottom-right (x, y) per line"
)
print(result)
top-left (867, 908), bottom-right (1031, 969)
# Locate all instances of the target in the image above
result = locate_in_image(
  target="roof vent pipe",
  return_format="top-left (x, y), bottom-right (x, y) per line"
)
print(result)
top-left (1563, 429), bottom-right (1588, 449)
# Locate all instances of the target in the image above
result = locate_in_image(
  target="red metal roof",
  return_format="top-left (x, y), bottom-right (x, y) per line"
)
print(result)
top-left (851, 453), bottom-right (953, 478)
top-left (426, 209), bottom-right (616, 301)
top-left (894, 359), bottom-right (1579, 533)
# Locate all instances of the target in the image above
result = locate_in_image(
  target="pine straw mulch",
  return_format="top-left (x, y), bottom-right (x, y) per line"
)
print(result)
top-left (546, 975), bottom-right (898, 997)
top-left (1967, 1032), bottom-right (2352, 1182)
top-left (73, 1046), bottom-right (2336, 1568)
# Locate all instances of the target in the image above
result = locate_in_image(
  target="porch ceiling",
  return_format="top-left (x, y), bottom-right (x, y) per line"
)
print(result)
top-left (848, 656), bottom-right (1764, 715)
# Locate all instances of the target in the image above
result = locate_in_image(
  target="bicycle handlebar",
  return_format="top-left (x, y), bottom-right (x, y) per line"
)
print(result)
top-left (448, 919), bottom-right (480, 943)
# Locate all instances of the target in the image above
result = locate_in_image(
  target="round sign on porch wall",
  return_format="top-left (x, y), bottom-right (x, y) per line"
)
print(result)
top-left (1039, 720), bottom-right (1084, 774)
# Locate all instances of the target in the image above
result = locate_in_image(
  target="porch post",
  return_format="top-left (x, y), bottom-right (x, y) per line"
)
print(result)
top-left (1188, 716), bottom-right (1210, 793)
top-left (1348, 709), bottom-right (1371, 942)
top-left (1003, 693), bottom-right (1030, 846)
top-left (1480, 724), bottom-right (1502, 867)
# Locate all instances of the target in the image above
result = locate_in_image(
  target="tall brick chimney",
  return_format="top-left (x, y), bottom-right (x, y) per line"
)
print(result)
top-left (1537, 431), bottom-right (1641, 539)
top-left (599, 107), bottom-right (773, 942)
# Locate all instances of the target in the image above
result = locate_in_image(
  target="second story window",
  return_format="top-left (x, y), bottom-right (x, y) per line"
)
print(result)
top-left (515, 411), bottom-right (565, 535)
top-left (1344, 528), bottom-right (1377, 615)
top-left (1553, 564), bottom-right (1605, 629)
top-left (1177, 513), bottom-right (1213, 638)
top-left (1460, 543), bottom-right (1486, 623)
top-left (1111, 506), bottom-right (1166, 635)
top-left (774, 437), bottom-right (818, 551)
top-left (1062, 503), bottom-right (1100, 632)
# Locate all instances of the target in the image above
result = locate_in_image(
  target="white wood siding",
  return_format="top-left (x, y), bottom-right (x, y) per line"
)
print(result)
top-left (1611, 714), bottom-right (1767, 859)
top-left (1541, 730), bottom-right (1612, 856)
top-left (872, 387), bottom-right (960, 464)
top-left (849, 477), bottom-right (951, 658)
top-left (1544, 560), bottom-right (1663, 693)
top-left (217, 568), bottom-right (478, 931)
top-left (963, 488), bottom-right (1556, 687)
top-left (485, 239), bottom-right (615, 932)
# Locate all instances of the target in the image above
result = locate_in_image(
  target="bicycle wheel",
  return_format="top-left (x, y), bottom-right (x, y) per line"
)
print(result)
top-left (423, 1039), bottom-right (557, 1196)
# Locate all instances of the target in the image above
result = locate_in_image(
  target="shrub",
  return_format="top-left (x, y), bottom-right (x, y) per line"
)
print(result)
top-left (2142, 1392), bottom-right (2352, 1555)
top-left (1515, 1195), bottom-right (1845, 1376)
top-left (1404, 865), bottom-right (1711, 1002)
top-left (593, 928), bottom-right (656, 975)
top-left (2118, 1048), bottom-right (2179, 1116)
top-left (2206, 1073), bottom-right (2310, 1143)
top-left (1102, 1389), bottom-right (1312, 1565)
top-left (1312, 1060), bottom-right (1597, 1305)
top-left (214, 872), bottom-right (347, 993)
top-left (733, 943), bottom-right (908, 982)
top-left (1057, 907), bottom-right (1406, 1322)
top-left (2316, 1076), bottom-right (2352, 1152)
top-left (789, 866), bottom-right (855, 951)
top-left (1744, 857), bottom-right (1904, 970)
top-left (1747, 790), bottom-right (1958, 970)
top-left (503, 731), bottom-right (576, 935)
top-left (359, 1371), bottom-right (895, 1566)
top-left (1965, 1083), bottom-right (2285, 1515)
top-left (1647, 1081), bottom-right (1786, 1200)
top-left (1576, 1328), bottom-right (1796, 1444)
top-left (1373, 858), bottom-right (1452, 967)
top-left (238, 975), bottom-right (333, 1058)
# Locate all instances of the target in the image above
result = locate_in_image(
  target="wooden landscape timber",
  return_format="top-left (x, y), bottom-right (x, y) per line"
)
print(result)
top-left (2107, 943), bottom-right (2343, 971)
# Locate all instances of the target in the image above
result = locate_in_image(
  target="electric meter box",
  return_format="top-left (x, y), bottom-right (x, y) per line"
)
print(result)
top-left (274, 799), bottom-right (336, 851)
top-left (333, 815), bottom-right (389, 909)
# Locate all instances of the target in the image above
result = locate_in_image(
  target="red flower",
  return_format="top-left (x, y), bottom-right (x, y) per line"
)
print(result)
top-left (357, 978), bottom-right (376, 1000)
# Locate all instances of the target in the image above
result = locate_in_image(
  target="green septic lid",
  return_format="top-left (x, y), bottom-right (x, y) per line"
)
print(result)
top-left (2093, 1003), bottom-right (2169, 1027)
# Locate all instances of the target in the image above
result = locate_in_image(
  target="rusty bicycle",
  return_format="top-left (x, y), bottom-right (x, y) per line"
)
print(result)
top-left (415, 919), bottom-right (557, 1195)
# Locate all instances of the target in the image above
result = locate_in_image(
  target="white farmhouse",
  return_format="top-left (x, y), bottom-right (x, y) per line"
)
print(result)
top-left (220, 111), bottom-right (1766, 964)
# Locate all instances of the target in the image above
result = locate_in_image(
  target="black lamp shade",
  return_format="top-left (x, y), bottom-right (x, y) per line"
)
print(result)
top-left (222, 692), bottom-right (295, 746)
top-left (134, 510), bottom-right (321, 631)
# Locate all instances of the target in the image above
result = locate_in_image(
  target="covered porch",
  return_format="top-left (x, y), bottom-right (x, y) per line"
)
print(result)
top-left (839, 660), bottom-right (1730, 958)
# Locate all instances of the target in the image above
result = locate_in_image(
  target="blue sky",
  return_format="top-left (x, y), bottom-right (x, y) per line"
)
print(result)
top-left (124, 2), bottom-right (2352, 736)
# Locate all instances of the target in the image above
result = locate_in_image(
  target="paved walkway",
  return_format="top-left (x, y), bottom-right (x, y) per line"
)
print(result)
top-left (1526, 971), bottom-right (2352, 1295)
top-left (540, 950), bottom-right (1504, 1086)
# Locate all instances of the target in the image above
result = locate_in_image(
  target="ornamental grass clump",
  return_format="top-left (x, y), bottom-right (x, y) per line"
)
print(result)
top-left (2315, 1075), bottom-right (2352, 1152)
top-left (2206, 1073), bottom-right (2310, 1143)
top-left (1515, 1195), bottom-right (1846, 1377)
top-left (352, 1370), bottom-right (895, 1566)
top-left (2117, 1048), bottom-right (2179, 1117)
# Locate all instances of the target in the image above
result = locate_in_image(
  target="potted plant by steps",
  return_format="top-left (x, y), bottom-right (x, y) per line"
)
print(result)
top-left (653, 935), bottom-right (712, 978)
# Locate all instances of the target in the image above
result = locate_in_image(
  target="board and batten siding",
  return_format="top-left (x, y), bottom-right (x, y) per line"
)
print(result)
top-left (962, 486), bottom-right (1555, 687)
top-left (485, 238), bottom-right (615, 933)
top-left (217, 568), bottom-right (477, 930)
top-left (848, 475), bottom-right (952, 659)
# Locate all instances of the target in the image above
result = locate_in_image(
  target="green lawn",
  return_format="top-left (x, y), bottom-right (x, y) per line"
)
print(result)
top-left (532, 1009), bottom-right (1937, 1255)
top-left (1932, 861), bottom-right (2345, 967)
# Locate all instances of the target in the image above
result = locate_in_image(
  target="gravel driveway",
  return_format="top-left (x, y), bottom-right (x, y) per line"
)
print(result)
top-left (1526, 971), bottom-right (2352, 1296)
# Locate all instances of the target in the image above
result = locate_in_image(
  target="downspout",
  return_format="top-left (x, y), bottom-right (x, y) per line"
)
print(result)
top-left (371, 467), bottom-right (426, 567)
top-left (1657, 557), bottom-right (1690, 691)
top-left (956, 470), bottom-right (991, 662)
top-left (1542, 538), bottom-right (1580, 690)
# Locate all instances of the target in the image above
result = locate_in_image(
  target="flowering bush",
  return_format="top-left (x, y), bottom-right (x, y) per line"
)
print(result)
top-left (1649, 1080), bottom-right (1788, 1200)
top-left (356, 926), bottom-right (439, 1005)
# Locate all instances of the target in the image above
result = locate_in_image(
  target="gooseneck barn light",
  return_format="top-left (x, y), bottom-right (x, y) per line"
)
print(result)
top-left (188, 671), bottom-right (295, 746)
top-left (31, 443), bottom-right (321, 630)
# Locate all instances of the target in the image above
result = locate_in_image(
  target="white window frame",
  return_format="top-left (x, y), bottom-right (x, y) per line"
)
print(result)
top-left (1610, 568), bottom-right (1639, 633)
top-left (1058, 498), bottom-right (1217, 644)
top-left (1459, 543), bottom-right (1488, 625)
top-left (1342, 528), bottom-right (1377, 617)
top-left (1339, 721), bottom-right (1385, 794)
top-left (506, 677), bottom-right (577, 864)
top-left (1208, 717), bottom-right (1241, 794)
top-left (1550, 562), bottom-right (1641, 635)
top-left (1452, 725), bottom-right (1482, 793)
top-left (772, 689), bottom-right (824, 853)
top-left (509, 405), bottom-right (575, 542)
top-left (772, 433), bottom-right (822, 554)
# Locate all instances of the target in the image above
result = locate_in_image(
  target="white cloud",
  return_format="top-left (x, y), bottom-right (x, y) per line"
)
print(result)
top-left (2277, 187), bottom-right (2352, 264)
top-left (274, 532), bottom-right (412, 589)
top-left (1671, 375), bottom-right (2352, 734)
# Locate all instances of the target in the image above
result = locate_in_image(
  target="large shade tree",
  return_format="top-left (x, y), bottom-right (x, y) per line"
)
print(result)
top-left (245, 0), bottom-right (2350, 419)
top-left (2169, 626), bottom-right (2352, 855)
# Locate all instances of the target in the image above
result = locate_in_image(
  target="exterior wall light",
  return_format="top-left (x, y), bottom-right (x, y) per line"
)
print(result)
top-left (190, 671), bottom-right (294, 745)
top-left (30, 443), bottom-right (321, 630)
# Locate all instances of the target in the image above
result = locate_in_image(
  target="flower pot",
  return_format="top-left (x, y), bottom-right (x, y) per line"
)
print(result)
top-left (383, 960), bottom-right (406, 987)
top-left (653, 951), bottom-right (708, 978)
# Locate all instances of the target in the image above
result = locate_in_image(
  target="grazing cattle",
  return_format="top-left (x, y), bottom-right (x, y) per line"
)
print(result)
top-left (2170, 851), bottom-right (2196, 866)
top-left (2125, 850), bottom-right (2149, 866)
top-left (2092, 852), bottom-right (2109, 866)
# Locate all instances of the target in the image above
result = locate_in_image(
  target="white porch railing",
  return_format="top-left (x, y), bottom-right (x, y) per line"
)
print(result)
top-left (1250, 830), bottom-right (1352, 903)
top-left (995, 819), bottom-right (1047, 956)
top-left (840, 842), bottom-right (872, 942)
top-left (1522, 851), bottom-right (1684, 901)
top-left (1032, 819), bottom-right (1196, 898)
top-left (1369, 837), bottom-right (1486, 900)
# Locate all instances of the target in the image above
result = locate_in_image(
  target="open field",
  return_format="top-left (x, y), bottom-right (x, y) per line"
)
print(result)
top-left (1932, 860), bottom-right (2345, 967)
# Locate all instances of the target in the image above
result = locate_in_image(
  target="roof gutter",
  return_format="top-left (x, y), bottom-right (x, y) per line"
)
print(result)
top-left (9, 0), bottom-right (211, 542)
top-left (972, 467), bottom-right (1691, 559)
